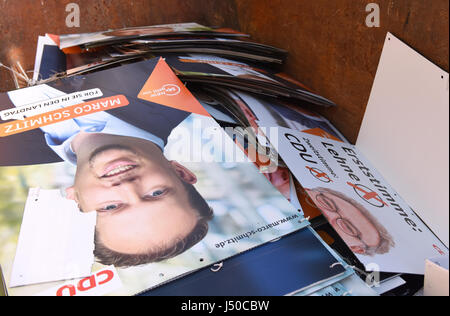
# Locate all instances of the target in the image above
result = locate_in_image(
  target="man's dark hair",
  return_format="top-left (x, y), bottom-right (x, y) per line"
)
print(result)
top-left (93, 182), bottom-right (213, 268)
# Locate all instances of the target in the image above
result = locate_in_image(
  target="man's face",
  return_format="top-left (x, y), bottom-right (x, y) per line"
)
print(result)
top-left (306, 189), bottom-right (381, 255)
top-left (67, 133), bottom-right (199, 255)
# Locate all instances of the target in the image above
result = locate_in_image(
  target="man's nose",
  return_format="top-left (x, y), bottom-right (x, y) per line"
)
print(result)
top-left (110, 178), bottom-right (142, 203)
top-left (109, 175), bottom-right (139, 187)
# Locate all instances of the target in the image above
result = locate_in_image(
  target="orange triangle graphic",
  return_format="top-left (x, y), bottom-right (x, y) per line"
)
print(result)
top-left (138, 58), bottom-right (211, 117)
top-left (46, 33), bottom-right (61, 47)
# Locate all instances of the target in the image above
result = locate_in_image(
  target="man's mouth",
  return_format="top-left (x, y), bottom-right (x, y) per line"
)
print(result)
top-left (101, 161), bottom-right (138, 178)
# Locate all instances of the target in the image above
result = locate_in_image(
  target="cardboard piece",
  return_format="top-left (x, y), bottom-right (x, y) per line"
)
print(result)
top-left (357, 33), bottom-right (449, 247)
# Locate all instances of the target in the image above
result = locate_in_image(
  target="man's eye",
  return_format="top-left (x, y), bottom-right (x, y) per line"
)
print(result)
top-left (151, 190), bottom-right (165, 197)
top-left (145, 189), bottom-right (168, 199)
top-left (98, 204), bottom-right (122, 212)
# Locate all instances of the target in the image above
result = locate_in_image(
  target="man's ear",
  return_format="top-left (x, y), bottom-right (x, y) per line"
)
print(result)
top-left (170, 161), bottom-right (197, 184)
top-left (65, 186), bottom-right (77, 201)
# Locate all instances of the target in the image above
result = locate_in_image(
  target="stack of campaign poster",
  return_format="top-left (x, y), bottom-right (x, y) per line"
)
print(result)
top-left (0, 57), bottom-right (356, 296)
top-left (30, 23), bottom-right (284, 84)
top-left (214, 86), bottom-right (448, 275)
top-left (191, 83), bottom-right (448, 294)
top-left (26, 23), bottom-right (333, 109)
top-left (1, 23), bottom-right (402, 296)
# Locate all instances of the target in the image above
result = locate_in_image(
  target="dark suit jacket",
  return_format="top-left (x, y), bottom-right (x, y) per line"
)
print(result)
top-left (0, 58), bottom-right (190, 166)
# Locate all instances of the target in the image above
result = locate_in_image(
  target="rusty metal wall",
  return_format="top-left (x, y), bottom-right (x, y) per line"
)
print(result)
top-left (0, 0), bottom-right (448, 142)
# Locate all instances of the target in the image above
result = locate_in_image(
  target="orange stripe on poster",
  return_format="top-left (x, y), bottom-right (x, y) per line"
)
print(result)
top-left (0, 95), bottom-right (129, 137)
top-left (302, 128), bottom-right (343, 142)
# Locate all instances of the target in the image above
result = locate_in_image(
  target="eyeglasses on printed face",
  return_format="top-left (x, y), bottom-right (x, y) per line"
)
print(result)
top-left (314, 193), bottom-right (362, 239)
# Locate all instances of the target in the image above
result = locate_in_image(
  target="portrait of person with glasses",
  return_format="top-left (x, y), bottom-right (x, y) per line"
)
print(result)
top-left (305, 187), bottom-right (395, 256)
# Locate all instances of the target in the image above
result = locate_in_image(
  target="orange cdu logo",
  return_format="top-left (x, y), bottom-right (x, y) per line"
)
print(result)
top-left (306, 166), bottom-right (333, 183)
top-left (347, 182), bottom-right (387, 208)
